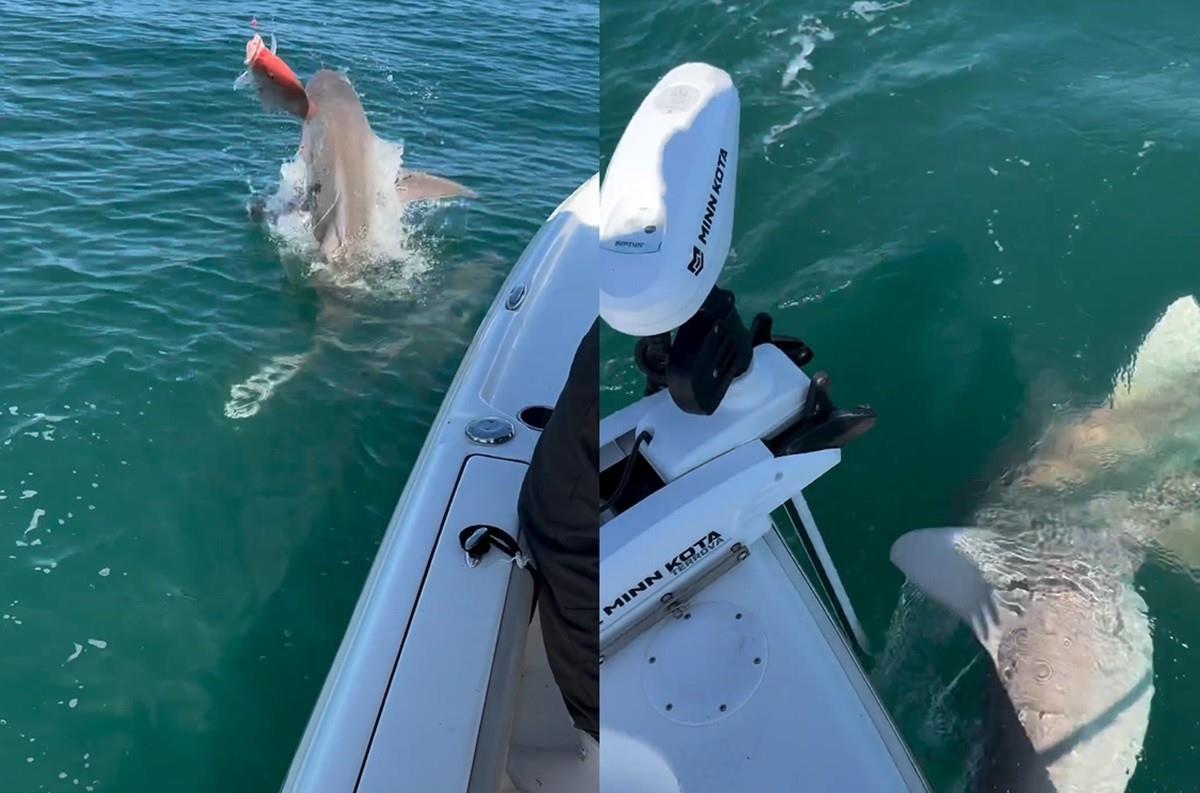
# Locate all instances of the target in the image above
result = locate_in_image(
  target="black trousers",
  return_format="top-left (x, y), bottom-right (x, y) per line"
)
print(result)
top-left (517, 320), bottom-right (599, 740)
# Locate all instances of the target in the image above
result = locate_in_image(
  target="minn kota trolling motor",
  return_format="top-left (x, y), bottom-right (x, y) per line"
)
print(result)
top-left (597, 63), bottom-right (876, 659)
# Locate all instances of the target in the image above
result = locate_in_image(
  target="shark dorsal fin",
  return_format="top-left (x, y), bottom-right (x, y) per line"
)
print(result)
top-left (891, 528), bottom-right (1007, 649)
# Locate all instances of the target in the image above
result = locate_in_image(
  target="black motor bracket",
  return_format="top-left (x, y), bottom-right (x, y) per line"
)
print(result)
top-left (633, 332), bottom-right (672, 396)
top-left (633, 286), bottom-right (755, 414)
top-left (666, 287), bottom-right (753, 415)
top-left (765, 371), bottom-right (877, 456)
top-left (631, 285), bottom-right (876, 450)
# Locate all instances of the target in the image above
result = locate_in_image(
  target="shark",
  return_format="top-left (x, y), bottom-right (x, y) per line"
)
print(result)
top-left (891, 295), bottom-right (1200, 792)
top-left (224, 34), bottom-right (477, 419)
top-left (235, 34), bottom-right (475, 262)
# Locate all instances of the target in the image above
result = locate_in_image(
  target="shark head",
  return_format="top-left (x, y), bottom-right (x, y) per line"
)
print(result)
top-left (297, 70), bottom-right (376, 261)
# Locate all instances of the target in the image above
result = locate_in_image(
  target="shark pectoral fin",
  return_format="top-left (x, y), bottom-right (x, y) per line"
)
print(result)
top-left (234, 70), bottom-right (253, 91)
top-left (891, 528), bottom-right (1004, 644)
top-left (395, 170), bottom-right (478, 204)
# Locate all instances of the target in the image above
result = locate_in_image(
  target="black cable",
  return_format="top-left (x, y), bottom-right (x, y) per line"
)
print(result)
top-left (459, 524), bottom-right (541, 621)
top-left (599, 430), bottom-right (652, 515)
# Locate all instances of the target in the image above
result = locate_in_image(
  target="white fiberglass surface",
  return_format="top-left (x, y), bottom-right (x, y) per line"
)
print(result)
top-left (601, 529), bottom-right (925, 792)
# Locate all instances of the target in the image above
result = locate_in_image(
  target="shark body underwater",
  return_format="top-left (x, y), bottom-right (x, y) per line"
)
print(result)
top-left (235, 34), bottom-right (474, 263)
top-left (892, 296), bottom-right (1200, 792)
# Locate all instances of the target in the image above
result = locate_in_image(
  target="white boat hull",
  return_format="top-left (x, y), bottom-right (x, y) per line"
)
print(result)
top-left (283, 175), bottom-right (599, 793)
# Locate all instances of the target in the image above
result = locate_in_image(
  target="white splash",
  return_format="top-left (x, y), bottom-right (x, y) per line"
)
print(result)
top-left (86, 639), bottom-right (107, 650)
top-left (66, 643), bottom-right (83, 663)
top-left (224, 353), bottom-right (307, 420)
top-left (23, 509), bottom-right (45, 538)
top-left (261, 137), bottom-right (434, 294)
top-left (98, 568), bottom-right (110, 577)
top-left (67, 699), bottom-right (77, 709)
top-left (783, 17), bottom-right (835, 87)
top-left (782, 40), bottom-right (817, 86)
top-left (849, 0), bottom-right (910, 22)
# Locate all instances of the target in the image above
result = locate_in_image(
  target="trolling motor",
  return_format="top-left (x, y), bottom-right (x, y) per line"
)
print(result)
top-left (597, 63), bottom-right (875, 658)
top-left (599, 63), bottom-right (874, 442)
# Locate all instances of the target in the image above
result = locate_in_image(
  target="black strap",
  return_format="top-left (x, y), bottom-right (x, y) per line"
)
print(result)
top-left (459, 524), bottom-right (524, 564)
top-left (458, 524), bottom-right (540, 621)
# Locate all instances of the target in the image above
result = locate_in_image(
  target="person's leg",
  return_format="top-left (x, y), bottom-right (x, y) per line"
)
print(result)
top-left (518, 320), bottom-right (599, 740)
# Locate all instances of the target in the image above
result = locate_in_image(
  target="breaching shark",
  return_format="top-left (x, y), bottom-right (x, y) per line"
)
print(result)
top-left (223, 34), bottom-right (477, 420)
top-left (235, 33), bottom-right (474, 262)
top-left (891, 295), bottom-right (1200, 792)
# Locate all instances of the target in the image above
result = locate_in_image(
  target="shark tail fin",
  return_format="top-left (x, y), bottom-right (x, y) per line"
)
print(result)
top-left (1114, 295), bottom-right (1200, 408)
top-left (890, 528), bottom-right (1005, 645)
top-left (395, 170), bottom-right (478, 204)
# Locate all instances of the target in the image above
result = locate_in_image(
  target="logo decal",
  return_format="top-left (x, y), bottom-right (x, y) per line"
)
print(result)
top-left (601, 531), bottom-right (726, 617)
top-left (666, 530), bottom-right (724, 575)
top-left (687, 245), bottom-right (704, 275)
top-left (696, 147), bottom-right (729, 249)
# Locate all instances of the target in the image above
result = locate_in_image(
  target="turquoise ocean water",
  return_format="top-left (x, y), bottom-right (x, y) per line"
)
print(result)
top-left (0, 2), bottom-right (595, 790)
top-left (602, 1), bottom-right (1200, 790)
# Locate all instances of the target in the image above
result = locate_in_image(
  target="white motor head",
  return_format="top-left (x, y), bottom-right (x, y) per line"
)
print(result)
top-left (599, 63), bottom-right (740, 337)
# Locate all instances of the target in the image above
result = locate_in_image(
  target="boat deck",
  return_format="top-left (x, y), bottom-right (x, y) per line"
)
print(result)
top-left (602, 516), bottom-right (927, 791)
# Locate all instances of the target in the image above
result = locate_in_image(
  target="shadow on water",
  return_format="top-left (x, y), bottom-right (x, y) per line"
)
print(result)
top-left (100, 356), bottom-right (426, 791)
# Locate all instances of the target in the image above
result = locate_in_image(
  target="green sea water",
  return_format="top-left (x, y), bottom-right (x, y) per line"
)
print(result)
top-left (601, 1), bottom-right (1200, 790)
top-left (0, 2), bottom-right (595, 790)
